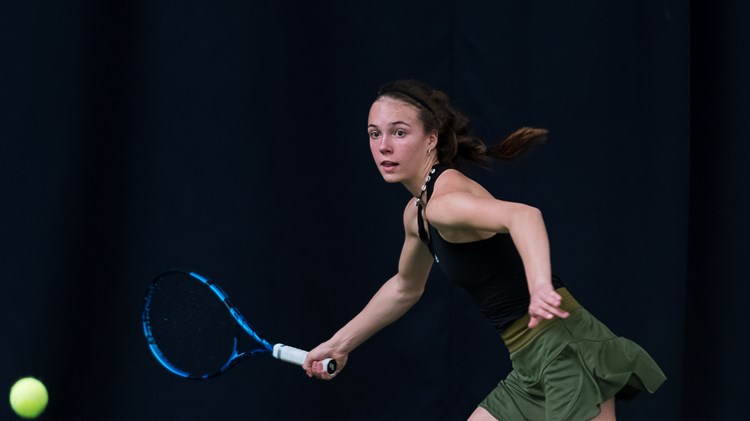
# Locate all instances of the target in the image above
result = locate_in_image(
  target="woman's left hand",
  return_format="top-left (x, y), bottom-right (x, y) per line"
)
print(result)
top-left (527, 285), bottom-right (570, 329)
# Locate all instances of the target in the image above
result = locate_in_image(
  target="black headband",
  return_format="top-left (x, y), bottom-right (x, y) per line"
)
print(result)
top-left (378, 87), bottom-right (435, 115)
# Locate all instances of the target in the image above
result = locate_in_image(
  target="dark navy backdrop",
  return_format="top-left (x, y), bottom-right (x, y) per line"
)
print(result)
top-left (2, 0), bottom-right (747, 419)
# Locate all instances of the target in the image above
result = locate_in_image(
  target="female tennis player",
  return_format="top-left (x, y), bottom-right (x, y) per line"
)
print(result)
top-left (303, 80), bottom-right (666, 420)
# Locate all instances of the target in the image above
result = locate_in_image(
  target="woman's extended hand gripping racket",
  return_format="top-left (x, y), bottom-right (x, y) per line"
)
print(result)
top-left (142, 269), bottom-right (336, 379)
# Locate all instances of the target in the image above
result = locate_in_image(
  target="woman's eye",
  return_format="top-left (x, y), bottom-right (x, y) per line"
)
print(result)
top-left (369, 131), bottom-right (380, 139)
top-left (394, 129), bottom-right (406, 137)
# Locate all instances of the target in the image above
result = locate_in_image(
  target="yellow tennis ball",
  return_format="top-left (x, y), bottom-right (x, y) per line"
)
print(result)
top-left (9, 377), bottom-right (48, 419)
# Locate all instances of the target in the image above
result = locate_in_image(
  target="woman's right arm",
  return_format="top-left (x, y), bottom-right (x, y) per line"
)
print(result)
top-left (303, 201), bottom-right (434, 379)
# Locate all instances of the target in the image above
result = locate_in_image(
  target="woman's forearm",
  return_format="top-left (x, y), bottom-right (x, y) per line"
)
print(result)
top-left (507, 206), bottom-right (554, 291)
top-left (328, 274), bottom-right (423, 354)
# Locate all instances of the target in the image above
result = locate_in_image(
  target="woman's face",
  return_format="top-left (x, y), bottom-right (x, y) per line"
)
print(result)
top-left (367, 97), bottom-right (436, 187)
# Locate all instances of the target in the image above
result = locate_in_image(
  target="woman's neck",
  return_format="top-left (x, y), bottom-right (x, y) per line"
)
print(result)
top-left (405, 158), bottom-right (439, 199)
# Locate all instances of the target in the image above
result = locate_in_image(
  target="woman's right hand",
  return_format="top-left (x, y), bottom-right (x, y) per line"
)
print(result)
top-left (303, 341), bottom-right (349, 380)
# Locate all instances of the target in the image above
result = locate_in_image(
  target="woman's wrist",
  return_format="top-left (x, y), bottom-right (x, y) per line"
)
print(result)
top-left (528, 276), bottom-right (554, 293)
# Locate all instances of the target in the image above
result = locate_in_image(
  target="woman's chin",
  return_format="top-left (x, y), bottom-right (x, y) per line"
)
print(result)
top-left (379, 172), bottom-right (403, 184)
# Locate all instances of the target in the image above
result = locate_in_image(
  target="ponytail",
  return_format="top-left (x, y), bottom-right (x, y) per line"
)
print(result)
top-left (377, 80), bottom-right (548, 167)
top-left (487, 127), bottom-right (548, 161)
top-left (452, 127), bottom-right (547, 166)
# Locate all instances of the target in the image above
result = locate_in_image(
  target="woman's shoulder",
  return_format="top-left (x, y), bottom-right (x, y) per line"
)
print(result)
top-left (426, 168), bottom-right (500, 238)
top-left (433, 167), bottom-right (491, 199)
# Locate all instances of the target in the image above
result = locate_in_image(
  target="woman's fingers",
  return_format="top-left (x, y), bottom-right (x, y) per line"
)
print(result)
top-left (528, 292), bottom-right (570, 328)
top-left (528, 315), bottom-right (542, 329)
top-left (310, 360), bottom-right (339, 380)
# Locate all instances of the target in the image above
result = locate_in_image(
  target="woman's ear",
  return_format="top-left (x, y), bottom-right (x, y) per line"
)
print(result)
top-left (428, 130), bottom-right (438, 149)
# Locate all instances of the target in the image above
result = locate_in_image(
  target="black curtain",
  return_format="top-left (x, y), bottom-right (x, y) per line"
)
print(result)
top-left (1, 1), bottom-right (746, 419)
top-left (684, 0), bottom-right (750, 419)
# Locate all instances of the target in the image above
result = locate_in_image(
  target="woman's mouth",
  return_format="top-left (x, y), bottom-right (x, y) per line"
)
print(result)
top-left (381, 161), bottom-right (398, 172)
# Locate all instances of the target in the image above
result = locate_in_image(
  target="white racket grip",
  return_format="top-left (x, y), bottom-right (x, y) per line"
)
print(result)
top-left (272, 343), bottom-right (336, 375)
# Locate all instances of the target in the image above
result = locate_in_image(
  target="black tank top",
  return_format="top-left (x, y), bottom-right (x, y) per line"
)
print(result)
top-left (416, 164), bottom-right (564, 332)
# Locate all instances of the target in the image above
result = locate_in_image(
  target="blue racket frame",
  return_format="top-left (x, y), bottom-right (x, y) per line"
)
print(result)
top-left (142, 270), bottom-right (274, 379)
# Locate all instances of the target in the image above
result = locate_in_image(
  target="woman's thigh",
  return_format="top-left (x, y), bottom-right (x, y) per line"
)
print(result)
top-left (590, 398), bottom-right (616, 421)
top-left (467, 406), bottom-right (498, 421)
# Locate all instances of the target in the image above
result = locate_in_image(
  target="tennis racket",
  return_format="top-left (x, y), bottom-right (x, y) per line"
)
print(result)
top-left (142, 269), bottom-right (336, 379)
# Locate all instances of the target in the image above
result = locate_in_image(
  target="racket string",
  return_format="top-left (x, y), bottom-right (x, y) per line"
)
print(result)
top-left (146, 273), bottom-right (238, 376)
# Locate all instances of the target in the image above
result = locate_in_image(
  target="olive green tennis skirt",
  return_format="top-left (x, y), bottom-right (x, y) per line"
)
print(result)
top-left (479, 288), bottom-right (666, 421)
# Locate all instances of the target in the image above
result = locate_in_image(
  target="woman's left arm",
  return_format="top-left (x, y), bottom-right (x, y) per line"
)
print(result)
top-left (427, 190), bottom-right (570, 328)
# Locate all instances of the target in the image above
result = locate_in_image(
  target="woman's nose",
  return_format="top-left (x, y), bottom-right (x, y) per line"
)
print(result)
top-left (378, 136), bottom-right (392, 153)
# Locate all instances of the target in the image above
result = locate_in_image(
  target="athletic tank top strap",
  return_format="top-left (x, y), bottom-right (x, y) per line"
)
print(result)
top-left (416, 163), bottom-right (448, 259)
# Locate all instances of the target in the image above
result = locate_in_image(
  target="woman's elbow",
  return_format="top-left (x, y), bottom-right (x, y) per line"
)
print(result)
top-left (508, 204), bottom-right (544, 230)
top-left (525, 205), bottom-right (543, 221)
top-left (402, 285), bottom-right (425, 304)
top-left (397, 282), bottom-right (425, 305)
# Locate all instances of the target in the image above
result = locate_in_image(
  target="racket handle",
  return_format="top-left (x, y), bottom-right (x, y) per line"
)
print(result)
top-left (272, 343), bottom-right (337, 375)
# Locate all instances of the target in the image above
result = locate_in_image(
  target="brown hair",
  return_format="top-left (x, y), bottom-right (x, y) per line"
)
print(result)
top-left (376, 80), bottom-right (548, 168)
